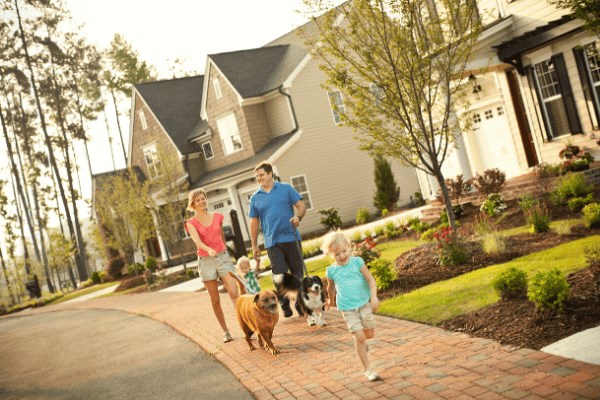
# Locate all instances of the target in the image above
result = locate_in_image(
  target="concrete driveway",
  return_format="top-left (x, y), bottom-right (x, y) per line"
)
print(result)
top-left (0, 309), bottom-right (252, 400)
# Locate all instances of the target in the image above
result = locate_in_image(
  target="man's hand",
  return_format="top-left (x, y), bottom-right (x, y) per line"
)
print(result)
top-left (289, 216), bottom-right (301, 228)
top-left (252, 246), bottom-right (261, 261)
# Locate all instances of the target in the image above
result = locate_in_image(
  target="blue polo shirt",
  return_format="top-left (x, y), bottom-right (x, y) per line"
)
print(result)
top-left (249, 181), bottom-right (302, 248)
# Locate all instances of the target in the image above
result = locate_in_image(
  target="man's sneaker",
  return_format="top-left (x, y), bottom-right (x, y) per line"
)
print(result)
top-left (223, 332), bottom-right (233, 343)
top-left (364, 370), bottom-right (380, 381)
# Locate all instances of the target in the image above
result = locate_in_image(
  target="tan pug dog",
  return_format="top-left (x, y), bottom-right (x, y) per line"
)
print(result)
top-left (235, 290), bottom-right (280, 355)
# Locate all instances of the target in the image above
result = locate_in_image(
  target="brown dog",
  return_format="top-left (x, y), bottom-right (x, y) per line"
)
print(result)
top-left (235, 290), bottom-right (280, 355)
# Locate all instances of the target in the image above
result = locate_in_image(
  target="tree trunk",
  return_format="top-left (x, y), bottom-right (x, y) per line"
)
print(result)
top-left (0, 246), bottom-right (17, 306)
top-left (109, 88), bottom-right (127, 165)
top-left (14, 0), bottom-right (88, 281)
top-left (433, 166), bottom-right (457, 230)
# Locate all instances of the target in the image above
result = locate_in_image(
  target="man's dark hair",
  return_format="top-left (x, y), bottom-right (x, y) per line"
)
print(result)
top-left (254, 161), bottom-right (273, 174)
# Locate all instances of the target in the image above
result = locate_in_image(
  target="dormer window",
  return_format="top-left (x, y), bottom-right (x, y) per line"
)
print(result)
top-left (216, 113), bottom-right (243, 155)
top-left (143, 143), bottom-right (162, 179)
top-left (213, 78), bottom-right (222, 99)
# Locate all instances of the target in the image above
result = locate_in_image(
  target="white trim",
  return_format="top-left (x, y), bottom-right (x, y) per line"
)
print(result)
top-left (283, 53), bottom-right (313, 88)
top-left (212, 77), bottom-right (223, 99)
top-left (289, 174), bottom-right (313, 211)
top-left (216, 112), bottom-right (243, 156)
top-left (269, 129), bottom-right (303, 164)
top-left (201, 60), bottom-right (244, 120)
top-left (138, 110), bottom-right (148, 130)
top-left (202, 142), bottom-right (214, 160)
top-left (525, 49), bottom-right (553, 65)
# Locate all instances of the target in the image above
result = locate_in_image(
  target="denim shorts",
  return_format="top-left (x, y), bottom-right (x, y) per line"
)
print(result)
top-left (197, 251), bottom-right (237, 282)
top-left (341, 303), bottom-right (374, 333)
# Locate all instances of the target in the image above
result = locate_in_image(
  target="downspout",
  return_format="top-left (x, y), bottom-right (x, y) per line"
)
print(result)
top-left (182, 154), bottom-right (192, 186)
top-left (278, 86), bottom-right (299, 134)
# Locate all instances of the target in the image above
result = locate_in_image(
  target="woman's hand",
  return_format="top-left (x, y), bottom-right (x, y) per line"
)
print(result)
top-left (207, 248), bottom-right (217, 257)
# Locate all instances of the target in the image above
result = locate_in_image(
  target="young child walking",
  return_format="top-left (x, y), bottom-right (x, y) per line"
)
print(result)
top-left (236, 256), bottom-right (261, 294)
top-left (322, 231), bottom-right (381, 381)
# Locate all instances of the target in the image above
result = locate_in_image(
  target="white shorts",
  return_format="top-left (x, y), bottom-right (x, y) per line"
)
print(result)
top-left (197, 251), bottom-right (237, 282)
top-left (341, 303), bottom-right (374, 333)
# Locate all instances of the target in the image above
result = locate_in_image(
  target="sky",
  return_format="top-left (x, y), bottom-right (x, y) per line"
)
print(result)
top-left (63, 0), bottom-right (329, 202)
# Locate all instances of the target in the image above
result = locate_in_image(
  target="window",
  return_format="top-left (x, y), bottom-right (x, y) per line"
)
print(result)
top-left (202, 142), bottom-right (213, 160)
top-left (143, 144), bottom-right (162, 179)
top-left (139, 110), bottom-right (148, 130)
top-left (370, 84), bottom-right (384, 107)
top-left (574, 41), bottom-right (600, 128)
top-left (473, 113), bottom-right (481, 123)
top-left (530, 54), bottom-right (581, 140)
top-left (213, 78), bottom-right (222, 99)
top-left (497, 106), bottom-right (504, 116)
top-left (216, 113), bottom-right (243, 155)
top-left (327, 90), bottom-right (346, 125)
top-left (290, 175), bottom-right (312, 210)
top-left (484, 110), bottom-right (493, 119)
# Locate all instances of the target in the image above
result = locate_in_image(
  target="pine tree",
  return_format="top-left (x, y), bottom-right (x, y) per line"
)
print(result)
top-left (373, 155), bottom-right (400, 213)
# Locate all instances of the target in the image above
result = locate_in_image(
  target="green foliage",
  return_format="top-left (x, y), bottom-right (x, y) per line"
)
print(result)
top-left (91, 271), bottom-right (102, 284)
top-left (368, 258), bottom-right (396, 290)
top-left (473, 168), bottom-right (506, 195)
top-left (440, 204), bottom-right (463, 224)
top-left (373, 155), bottom-right (400, 212)
top-left (527, 269), bottom-right (570, 314)
top-left (126, 262), bottom-right (145, 275)
top-left (302, 240), bottom-right (323, 259)
top-left (407, 217), bottom-right (429, 233)
top-left (554, 221), bottom-right (572, 235)
top-left (420, 227), bottom-right (437, 242)
top-left (186, 269), bottom-right (197, 279)
top-left (583, 203), bottom-right (600, 228)
top-left (115, 275), bottom-right (146, 292)
top-left (105, 258), bottom-right (125, 280)
top-left (550, 173), bottom-right (594, 206)
top-left (374, 225), bottom-right (385, 237)
top-left (492, 267), bottom-right (528, 301)
top-left (518, 194), bottom-right (539, 213)
top-left (352, 237), bottom-right (381, 266)
top-left (356, 207), bottom-right (370, 224)
top-left (318, 207), bottom-right (343, 230)
top-left (567, 193), bottom-right (595, 212)
top-left (533, 162), bottom-right (561, 179)
top-left (557, 143), bottom-right (594, 174)
top-left (351, 230), bottom-right (363, 243)
top-left (584, 245), bottom-right (600, 289)
top-left (381, 208), bottom-right (389, 216)
top-left (413, 192), bottom-right (426, 206)
top-left (145, 256), bottom-right (158, 272)
top-left (433, 227), bottom-right (468, 266)
top-left (525, 204), bottom-right (551, 233)
top-left (480, 193), bottom-right (507, 217)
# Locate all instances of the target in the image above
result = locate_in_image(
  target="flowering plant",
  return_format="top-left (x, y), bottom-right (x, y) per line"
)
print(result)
top-left (432, 226), bottom-right (468, 266)
top-left (352, 237), bottom-right (381, 265)
top-left (480, 193), bottom-right (507, 217)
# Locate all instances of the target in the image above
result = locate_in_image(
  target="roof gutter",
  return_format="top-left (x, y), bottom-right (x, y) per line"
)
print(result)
top-left (278, 86), bottom-right (299, 134)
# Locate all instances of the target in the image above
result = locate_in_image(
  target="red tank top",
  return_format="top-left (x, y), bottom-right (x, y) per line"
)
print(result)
top-left (185, 213), bottom-right (227, 257)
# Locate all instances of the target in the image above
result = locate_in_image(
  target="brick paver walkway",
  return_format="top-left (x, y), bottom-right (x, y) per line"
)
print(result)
top-left (20, 291), bottom-right (600, 399)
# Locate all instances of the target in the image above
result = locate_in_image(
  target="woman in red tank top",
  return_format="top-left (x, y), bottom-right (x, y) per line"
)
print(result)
top-left (186, 188), bottom-right (244, 343)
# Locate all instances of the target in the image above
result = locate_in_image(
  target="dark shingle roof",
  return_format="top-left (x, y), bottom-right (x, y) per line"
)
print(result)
top-left (135, 75), bottom-right (205, 155)
top-left (190, 132), bottom-right (298, 188)
top-left (209, 45), bottom-right (307, 98)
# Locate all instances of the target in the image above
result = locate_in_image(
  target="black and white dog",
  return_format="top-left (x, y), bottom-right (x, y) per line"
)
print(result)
top-left (278, 273), bottom-right (326, 327)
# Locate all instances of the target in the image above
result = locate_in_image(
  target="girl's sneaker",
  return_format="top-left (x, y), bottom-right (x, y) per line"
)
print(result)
top-left (364, 370), bottom-right (380, 381)
top-left (223, 332), bottom-right (233, 343)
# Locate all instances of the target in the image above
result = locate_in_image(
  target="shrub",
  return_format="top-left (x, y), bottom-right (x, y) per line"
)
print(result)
top-left (550, 173), bottom-right (593, 206)
top-left (492, 267), bottom-right (528, 300)
top-left (413, 191), bottom-right (426, 206)
top-left (115, 275), bottom-right (146, 292)
top-left (381, 208), bottom-right (389, 217)
top-left (567, 193), bottom-right (595, 212)
top-left (374, 225), bottom-right (385, 237)
top-left (145, 256), bottom-right (158, 272)
top-left (584, 245), bottom-right (600, 290)
top-left (356, 207), bottom-right (370, 225)
top-left (126, 262), bottom-right (145, 275)
top-left (368, 258), bottom-right (396, 290)
top-left (558, 143), bottom-right (594, 174)
top-left (525, 204), bottom-right (551, 233)
top-left (420, 227), bottom-right (437, 242)
top-left (440, 204), bottom-right (464, 224)
top-left (318, 207), bottom-right (343, 230)
top-left (351, 230), bottom-right (363, 243)
top-left (518, 194), bottom-right (539, 213)
top-left (373, 155), bottom-right (400, 212)
top-left (480, 193), bottom-right (507, 217)
top-left (583, 203), bottom-right (600, 228)
top-left (527, 269), bottom-right (570, 314)
top-left (352, 237), bottom-right (381, 266)
top-left (533, 162), bottom-right (561, 179)
top-left (554, 221), bottom-right (571, 235)
top-left (363, 229), bottom-right (372, 238)
top-left (407, 216), bottom-right (429, 233)
top-left (90, 271), bottom-right (102, 284)
top-left (433, 227), bottom-right (469, 266)
top-left (186, 268), bottom-right (197, 279)
top-left (473, 168), bottom-right (506, 195)
top-left (474, 214), bottom-right (494, 235)
top-left (144, 270), bottom-right (155, 285)
top-left (445, 174), bottom-right (473, 205)
top-left (302, 240), bottom-right (322, 259)
top-left (481, 232), bottom-right (507, 255)
top-left (105, 257), bottom-right (125, 280)
top-left (384, 221), bottom-right (399, 239)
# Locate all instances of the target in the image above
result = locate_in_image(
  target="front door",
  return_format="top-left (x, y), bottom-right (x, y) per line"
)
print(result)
top-left (506, 69), bottom-right (539, 167)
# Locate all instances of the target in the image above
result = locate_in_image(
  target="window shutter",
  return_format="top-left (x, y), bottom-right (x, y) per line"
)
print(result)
top-left (552, 53), bottom-right (582, 134)
top-left (573, 47), bottom-right (600, 128)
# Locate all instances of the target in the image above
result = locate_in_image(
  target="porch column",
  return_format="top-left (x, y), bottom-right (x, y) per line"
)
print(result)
top-left (151, 210), bottom-right (169, 260)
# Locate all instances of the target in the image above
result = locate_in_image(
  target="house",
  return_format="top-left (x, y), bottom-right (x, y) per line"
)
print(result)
top-left (124, 33), bottom-right (420, 263)
top-left (417, 0), bottom-right (600, 198)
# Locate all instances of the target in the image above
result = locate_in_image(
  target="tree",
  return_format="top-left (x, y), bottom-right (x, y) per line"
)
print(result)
top-left (373, 155), bottom-right (400, 212)
top-left (548, 0), bottom-right (600, 37)
top-left (95, 169), bottom-right (155, 265)
top-left (301, 0), bottom-right (482, 228)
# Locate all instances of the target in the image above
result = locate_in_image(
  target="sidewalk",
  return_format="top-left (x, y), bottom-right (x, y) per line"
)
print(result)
top-left (23, 291), bottom-right (600, 399)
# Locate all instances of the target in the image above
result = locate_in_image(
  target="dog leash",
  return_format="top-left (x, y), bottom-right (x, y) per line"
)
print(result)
top-left (292, 221), bottom-right (308, 278)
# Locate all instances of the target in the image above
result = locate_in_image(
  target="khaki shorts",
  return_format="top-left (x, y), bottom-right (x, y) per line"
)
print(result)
top-left (341, 303), bottom-right (374, 333)
top-left (197, 251), bottom-right (238, 282)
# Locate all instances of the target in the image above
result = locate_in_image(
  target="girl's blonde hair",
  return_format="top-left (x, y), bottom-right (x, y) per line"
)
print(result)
top-left (320, 230), bottom-right (350, 255)
top-left (236, 256), bottom-right (251, 273)
top-left (187, 188), bottom-right (207, 211)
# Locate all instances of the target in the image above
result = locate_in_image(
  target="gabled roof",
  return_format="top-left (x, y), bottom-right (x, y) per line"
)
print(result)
top-left (135, 75), bottom-right (205, 155)
top-left (190, 132), bottom-right (297, 188)
top-left (209, 45), bottom-right (307, 98)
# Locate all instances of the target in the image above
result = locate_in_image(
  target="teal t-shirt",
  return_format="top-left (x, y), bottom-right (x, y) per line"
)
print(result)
top-left (325, 256), bottom-right (370, 311)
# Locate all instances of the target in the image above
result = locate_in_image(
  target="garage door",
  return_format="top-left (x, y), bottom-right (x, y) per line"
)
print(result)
top-left (471, 104), bottom-right (521, 178)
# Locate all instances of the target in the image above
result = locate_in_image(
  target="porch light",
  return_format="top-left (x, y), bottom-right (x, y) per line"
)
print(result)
top-left (469, 74), bottom-right (481, 94)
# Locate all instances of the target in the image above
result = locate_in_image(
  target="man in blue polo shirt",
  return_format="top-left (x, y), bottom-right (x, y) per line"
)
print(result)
top-left (249, 161), bottom-right (307, 317)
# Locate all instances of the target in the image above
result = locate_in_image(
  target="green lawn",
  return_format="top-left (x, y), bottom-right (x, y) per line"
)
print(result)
top-left (378, 235), bottom-right (599, 324)
top-left (47, 282), bottom-right (119, 305)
